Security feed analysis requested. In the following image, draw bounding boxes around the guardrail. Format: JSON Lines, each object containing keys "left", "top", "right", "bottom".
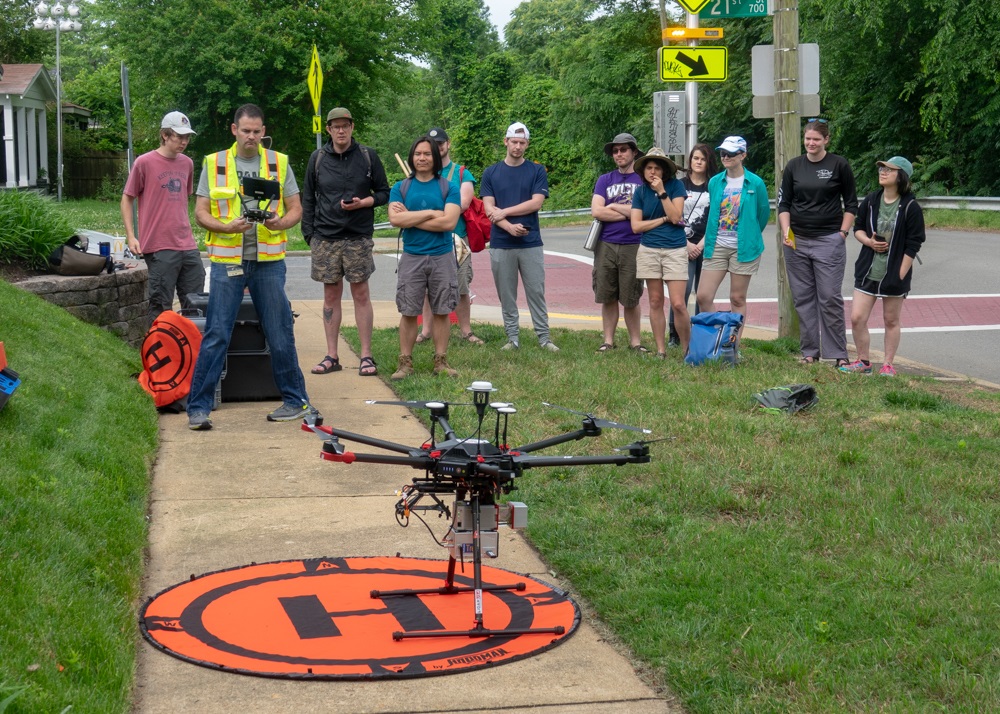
{"left": 374, "top": 196, "right": 997, "bottom": 231}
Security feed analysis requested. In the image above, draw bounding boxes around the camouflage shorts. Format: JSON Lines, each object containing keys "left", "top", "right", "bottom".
{"left": 311, "top": 236, "right": 376, "bottom": 284}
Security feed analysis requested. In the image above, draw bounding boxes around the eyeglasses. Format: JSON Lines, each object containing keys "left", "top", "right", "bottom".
{"left": 719, "top": 150, "right": 740, "bottom": 159}
{"left": 611, "top": 146, "right": 633, "bottom": 154}
{"left": 877, "top": 166, "right": 898, "bottom": 174}
{"left": 806, "top": 117, "right": 829, "bottom": 124}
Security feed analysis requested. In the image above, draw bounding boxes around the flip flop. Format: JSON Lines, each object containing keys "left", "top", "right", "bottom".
{"left": 799, "top": 356, "right": 816, "bottom": 365}
{"left": 359, "top": 356, "right": 378, "bottom": 376}
{"left": 311, "top": 355, "right": 342, "bottom": 374}
{"left": 629, "top": 344, "right": 650, "bottom": 353}
{"left": 460, "top": 332, "right": 485, "bottom": 345}
{"left": 596, "top": 343, "right": 615, "bottom": 353}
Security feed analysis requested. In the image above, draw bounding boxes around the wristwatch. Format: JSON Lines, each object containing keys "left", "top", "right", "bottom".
{"left": 840, "top": 229, "right": 849, "bottom": 237}
{"left": 657, "top": 191, "right": 669, "bottom": 200}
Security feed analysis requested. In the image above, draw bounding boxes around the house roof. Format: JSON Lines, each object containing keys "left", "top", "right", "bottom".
{"left": 0, "top": 63, "right": 57, "bottom": 102}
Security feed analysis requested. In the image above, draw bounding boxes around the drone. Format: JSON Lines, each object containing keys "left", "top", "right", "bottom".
{"left": 301, "top": 380, "right": 656, "bottom": 642}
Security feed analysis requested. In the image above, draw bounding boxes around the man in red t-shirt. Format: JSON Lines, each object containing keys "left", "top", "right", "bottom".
{"left": 121, "top": 111, "right": 206, "bottom": 325}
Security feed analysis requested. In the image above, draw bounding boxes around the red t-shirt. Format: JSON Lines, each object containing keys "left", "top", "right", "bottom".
{"left": 123, "top": 150, "right": 197, "bottom": 253}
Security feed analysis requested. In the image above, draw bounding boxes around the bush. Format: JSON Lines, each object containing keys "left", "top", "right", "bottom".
{"left": 0, "top": 190, "right": 75, "bottom": 270}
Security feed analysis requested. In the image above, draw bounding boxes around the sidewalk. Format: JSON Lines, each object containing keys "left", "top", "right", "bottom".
{"left": 134, "top": 299, "right": 677, "bottom": 714}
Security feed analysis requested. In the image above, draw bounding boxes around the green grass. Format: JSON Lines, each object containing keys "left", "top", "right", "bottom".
{"left": 347, "top": 324, "right": 1000, "bottom": 712}
{"left": 0, "top": 280, "right": 158, "bottom": 713}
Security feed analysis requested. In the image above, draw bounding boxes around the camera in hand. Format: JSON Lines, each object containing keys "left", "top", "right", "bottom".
{"left": 240, "top": 176, "right": 281, "bottom": 224}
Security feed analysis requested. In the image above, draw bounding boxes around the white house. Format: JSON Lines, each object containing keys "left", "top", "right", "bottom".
{"left": 1, "top": 63, "right": 56, "bottom": 189}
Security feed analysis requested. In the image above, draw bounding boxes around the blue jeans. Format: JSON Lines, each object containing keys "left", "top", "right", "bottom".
{"left": 669, "top": 253, "right": 704, "bottom": 337}
{"left": 187, "top": 260, "right": 309, "bottom": 416}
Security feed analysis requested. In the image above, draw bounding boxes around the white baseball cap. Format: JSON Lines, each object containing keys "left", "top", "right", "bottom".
{"left": 717, "top": 136, "right": 747, "bottom": 153}
{"left": 161, "top": 111, "right": 196, "bottom": 135}
{"left": 505, "top": 122, "right": 530, "bottom": 140}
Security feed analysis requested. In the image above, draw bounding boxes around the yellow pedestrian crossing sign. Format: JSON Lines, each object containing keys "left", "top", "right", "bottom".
{"left": 659, "top": 46, "right": 728, "bottom": 82}
{"left": 308, "top": 45, "right": 323, "bottom": 116}
{"left": 313, "top": 116, "right": 323, "bottom": 133}
{"left": 675, "top": 0, "right": 713, "bottom": 13}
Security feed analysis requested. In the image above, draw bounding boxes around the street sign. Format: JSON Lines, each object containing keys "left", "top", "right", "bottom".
{"left": 659, "top": 46, "right": 728, "bottom": 83}
{"left": 653, "top": 92, "right": 687, "bottom": 158}
{"left": 313, "top": 115, "right": 323, "bottom": 133}
{"left": 751, "top": 43, "right": 820, "bottom": 96}
{"left": 676, "top": 0, "right": 713, "bottom": 14}
{"left": 699, "top": 0, "right": 773, "bottom": 18}
{"left": 752, "top": 94, "right": 820, "bottom": 119}
{"left": 307, "top": 44, "right": 323, "bottom": 117}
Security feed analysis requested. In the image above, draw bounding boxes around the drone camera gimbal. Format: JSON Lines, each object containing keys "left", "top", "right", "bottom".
{"left": 302, "top": 381, "right": 654, "bottom": 641}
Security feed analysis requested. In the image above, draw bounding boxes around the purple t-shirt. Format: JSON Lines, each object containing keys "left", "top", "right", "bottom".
{"left": 593, "top": 170, "right": 643, "bottom": 245}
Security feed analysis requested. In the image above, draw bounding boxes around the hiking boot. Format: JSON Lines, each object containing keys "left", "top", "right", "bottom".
{"left": 267, "top": 403, "right": 319, "bottom": 422}
{"left": 540, "top": 341, "right": 560, "bottom": 352}
{"left": 500, "top": 340, "right": 519, "bottom": 351}
{"left": 188, "top": 412, "right": 212, "bottom": 431}
{"left": 878, "top": 363, "right": 897, "bottom": 377}
{"left": 433, "top": 353, "right": 458, "bottom": 377}
{"left": 391, "top": 354, "right": 414, "bottom": 380}
{"left": 838, "top": 359, "right": 872, "bottom": 374}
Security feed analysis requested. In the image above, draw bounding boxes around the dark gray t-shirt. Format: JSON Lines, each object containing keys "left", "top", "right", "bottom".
{"left": 197, "top": 154, "right": 299, "bottom": 262}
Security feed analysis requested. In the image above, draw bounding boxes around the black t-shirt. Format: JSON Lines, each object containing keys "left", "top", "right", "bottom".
{"left": 777, "top": 153, "right": 858, "bottom": 238}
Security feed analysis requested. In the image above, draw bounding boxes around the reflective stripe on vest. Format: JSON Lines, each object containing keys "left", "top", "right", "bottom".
{"left": 205, "top": 144, "right": 288, "bottom": 264}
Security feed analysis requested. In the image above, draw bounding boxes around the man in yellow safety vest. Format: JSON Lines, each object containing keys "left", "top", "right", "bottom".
{"left": 186, "top": 103, "right": 318, "bottom": 431}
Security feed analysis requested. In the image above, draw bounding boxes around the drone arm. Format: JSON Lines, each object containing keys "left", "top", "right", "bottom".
{"left": 512, "top": 429, "right": 591, "bottom": 454}
{"left": 324, "top": 426, "right": 422, "bottom": 456}
{"left": 514, "top": 445, "right": 650, "bottom": 470}
{"left": 332, "top": 452, "right": 434, "bottom": 470}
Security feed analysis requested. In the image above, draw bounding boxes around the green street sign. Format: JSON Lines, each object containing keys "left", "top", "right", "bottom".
{"left": 699, "top": 0, "right": 772, "bottom": 19}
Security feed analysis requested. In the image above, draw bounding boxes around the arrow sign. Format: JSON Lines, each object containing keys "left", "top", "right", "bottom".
{"left": 307, "top": 44, "right": 323, "bottom": 117}
{"left": 659, "top": 46, "right": 728, "bottom": 83}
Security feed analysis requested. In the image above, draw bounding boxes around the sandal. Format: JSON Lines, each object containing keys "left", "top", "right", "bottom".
{"left": 415, "top": 333, "right": 431, "bottom": 344}
{"left": 596, "top": 343, "right": 615, "bottom": 353}
{"left": 834, "top": 358, "right": 850, "bottom": 369}
{"left": 798, "top": 356, "right": 816, "bottom": 365}
{"left": 460, "top": 332, "right": 485, "bottom": 345}
{"left": 311, "top": 355, "right": 342, "bottom": 374}
{"left": 629, "top": 344, "right": 650, "bottom": 354}
{"left": 359, "top": 356, "right": 378, "bottom": 376}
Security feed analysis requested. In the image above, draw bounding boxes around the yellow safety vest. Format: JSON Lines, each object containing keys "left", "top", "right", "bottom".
{"left": 204, "top": 143, "right": 288, "bottom": 264}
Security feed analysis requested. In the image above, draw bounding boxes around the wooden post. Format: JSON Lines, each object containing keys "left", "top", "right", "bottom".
{"left": 773, "top": 0, "right": 800, "bottom": 339}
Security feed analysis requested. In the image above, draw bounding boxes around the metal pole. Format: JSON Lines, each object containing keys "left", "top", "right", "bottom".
{"left": 773, "top": 0, "right": 800, "bottom": 339}
{"left": 685, "top": 11, "right": 698, "bottom": 161}
{"left": 55, "top": 23, "right": 63, "bottom": 201}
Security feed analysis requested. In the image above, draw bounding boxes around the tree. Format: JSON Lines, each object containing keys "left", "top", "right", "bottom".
{"left": 0, "top": 0, "right": 51, "bottom": 64}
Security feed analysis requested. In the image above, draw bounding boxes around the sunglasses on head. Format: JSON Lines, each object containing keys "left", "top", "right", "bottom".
{"left": 719, "top": 150, "right": 740, "bottom": 158}
{"left": 806, "top": 117, "right": 829, "bottom": 124}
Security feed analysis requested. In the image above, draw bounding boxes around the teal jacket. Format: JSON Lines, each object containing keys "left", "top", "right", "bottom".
{"left": 703, "top": 168, "right": 770, "bottom": 263}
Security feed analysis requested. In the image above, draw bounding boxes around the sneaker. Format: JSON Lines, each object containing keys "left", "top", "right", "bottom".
{"left": 267, "top": 403, "right": 317, "bottom": 422}
{"left": 838, "top": 359, "right": 872, "bottom": 374}
{"left": 391, "top": 354, "right": 414, "bottom": 381}
{"left": 540, "top": 341, "right": 560, "bottom": 352}
{"left": 433, "top": 353, "right": 458, "bottom": 377}
{"left": 878, "top": 363, "right": 897, "bottom": 377}
{"left": 667, "top": 335, "right": 680, "bottom": 348}
{"left": 500, "top": 340, "right": 519, "bottom": 351}
{"left": 188, "top": 412, "right": 212, "bottom": 431}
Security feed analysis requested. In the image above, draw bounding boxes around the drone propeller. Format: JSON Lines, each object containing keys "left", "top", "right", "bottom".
{"left": 365, "top": 399, "right": 473, "bottom": 409}
{"left": 542, "top": 402, "right": 651, "bottom": 434}
{"left": 613, "top": 436, "right": 673, "bottom": 451}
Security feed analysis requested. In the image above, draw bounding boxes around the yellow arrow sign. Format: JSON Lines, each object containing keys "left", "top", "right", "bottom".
{"left": 307, "top": 44, "right": 323, "bottom": 116}
{"left": 675, "top": 0, "right": 713, "bottom": 13}
{"left": 659, "top": 46, "right": 728, "bottom": 83}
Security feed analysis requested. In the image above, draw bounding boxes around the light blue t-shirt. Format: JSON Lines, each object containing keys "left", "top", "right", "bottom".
{"left": 442, "top": 161, "right": 476, "bottom": 239}
{"left": 632, "top": 179, "right": 687, "bottom": 249}
{"left": 389, "top": 176, "right": 461, "bottom": 256}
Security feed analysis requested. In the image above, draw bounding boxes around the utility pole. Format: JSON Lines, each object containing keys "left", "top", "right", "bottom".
{"left": 773, "top": 0, "right": 800, "bottom": 339}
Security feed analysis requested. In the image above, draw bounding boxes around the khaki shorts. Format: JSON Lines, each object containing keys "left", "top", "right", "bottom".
{"left": 311, "top": 236, "right": 376, "bottom": 284}
{"left": 592, "top": 241, "right": 643, "bottom": 307}
{"left": 458, "top": 253, "right": 473, "bottom": 296}
{"left": 636, "top": 245, "right": 688, "bottom": 282}
{"left": 704, "top": 244, "right": 760, "bottom": 275}
{"left": 396, "top": 252, "right": 459, "bottom": 316}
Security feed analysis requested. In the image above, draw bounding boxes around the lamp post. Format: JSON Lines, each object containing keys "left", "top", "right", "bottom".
{"left": 33, "top": 2, "right": 83, "bottom": 202}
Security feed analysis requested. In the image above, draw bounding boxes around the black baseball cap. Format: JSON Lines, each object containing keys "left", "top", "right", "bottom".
{"left": 428, "top": 127, "right": 450, "bottom": 143}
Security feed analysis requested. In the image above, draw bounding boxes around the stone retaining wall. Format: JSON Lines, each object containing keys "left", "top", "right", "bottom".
{"left": 17, "top": 262, "right": 149, "bottom": 348}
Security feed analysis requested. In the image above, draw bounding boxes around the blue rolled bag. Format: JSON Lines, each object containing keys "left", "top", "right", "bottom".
{"left": 684, "top": 311, "right": 744, "bottom": 366}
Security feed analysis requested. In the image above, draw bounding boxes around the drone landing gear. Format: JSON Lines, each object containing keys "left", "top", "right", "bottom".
{"left": 370, "top": 493, "right": 565, "bottom": 642}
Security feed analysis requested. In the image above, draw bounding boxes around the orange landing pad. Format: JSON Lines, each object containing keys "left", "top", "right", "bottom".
{"left": 140, "top": 556, "right": 580, "bottom": 679}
